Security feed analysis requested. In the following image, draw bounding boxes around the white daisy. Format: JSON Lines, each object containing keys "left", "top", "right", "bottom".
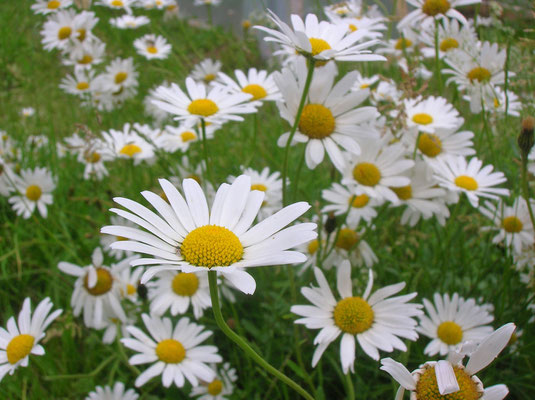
{"left": 134, "top": 34, "right": 172, "bottom": 60}
{"left": 101, "top": 175, "right": 317, "bottom": 295}
{"left": 323, "top": 225, "right": 378, "bottom": 269}
{"left": 378, "top": 28, "right": 420, "bottom": 58}
{"left": 189, "top": 362, "right": 237, "bottom": 400}
{"left": 380, "top": 323, "right": 515, "bottom": 400}
{"left": 404, "top": 96, "right": 464, "bottom": 134}
{"left": 329, "top": 15, "right": 386, "bottom": 41}
{"left": 193, "top": 0, "right": 221, "bottom": 6}
{"left": 101, "top": 123, "right": 155, "bottom": 165}
{"left": 370, "top": 79, "right": 402, "bottom": 105}
{"left": 398, "top": 0, "right": 481, "bottom": 30}
{"left": 402, "top": 125, "right": 475, "bottom": 160}
{"left": 62, "top": 39, "right": 106, "bottom": 70}
{"left": 191, "top": 59, "right": 222, "bottom": 85}
{"left": 8, "top": 167, "right": 56, "bottom": 219}
{"left": 0, "top": 297, "right": 62, "bottom": 382}
{"left": 418, "top": 293, "right": 494, "bottom": 356}
{"left": 59, "top": 68, "right": 96, "bottom": 97}
{"left": 31, "top": 0, "right": 73, "bottom": 15}
{"left": 85, "top": 382, "right": 138, "bottom": 400}
{"left": 70, "top": 11, "right": 99, "bottom": 46}
{"left": 148, "top": 271, "right": 211, "bottom": 319}
{"left": 215, "top": 68, "right": 281, "bottom": 104}
{"left": 156, "top": 124, "right": 204, "bottom": 153}
{"left": 144, "top": 82, "right": 172, "bottom": 124}
{"left": 122, "top": 314, "right": 221, "bottom": 388}
{"left": 291, "top": 261, "right": 422, "bottom": 373}
{"left": 96, "top": 0, "right": 135, "bottom": 13}
{"left": 429, "top": 155, "right": 509, "bottom": 207}
{"left": 324, "top": 0, "right": 384, "bottom": 20}
{"left": 350, "top": 71, "right": 380, "bottom": 92}
{"left": 40, "top": 9, "right": 77, "bottom": 51}
{"left": 98, "top": 57, "right": 139, "bottom": 94}
{"left": 420, "top": 18, "right": 477, "bottom": 59}
{"left": 487, "top": 87, "right": 522, "bottom": 117}
{"left": 20, "top": 107, "right": 36, "bottom": 118}
{"left": 321, "top": 182, "right": 379, "bottom": 226}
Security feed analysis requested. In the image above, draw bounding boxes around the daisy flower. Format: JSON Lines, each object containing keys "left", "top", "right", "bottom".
{"left": 321, "top": 183, "right": 379, "bottom": 226}
{"left": 487, "top": 87, "right": 522, "bottom": 117}
{"left": 402, "top": 125, "right": 475, "bottom": 160}
{"left": 151, "top": 77, "right": 257, "bottom": 126}
{"left": 71, "top": 11, "right": 99, "bottom": 46}
{"left": 148, "top": 271, "right": 211, "bottom": 319}
{"left": 418, "top": 293, "right": 494, "bottom": 356}
{"left": 194, "top": 0, "right": 222, "bottom": 6}
{"left": 341, "top": 137, "right": 414, "bottom": 204}
{"left": 254, "top": 11, "right": 386, "bottom": 64}
{"left": 96, "top": 0, "right": 135, "bottom": 13}
{"left": 101, "top": 175, "right": 317, "bottom": 295}
{"left": 59, "top": 68, "right": 96, "bottom": 97}
{"left": 398, "top": 0, "right": 481, "bottom": 30}
{"left": 215, "top": 68, "right": 281, "bottom": 104}
{"left": 381, "top": 323, "right": 515, "bottom": 400}
{"left": 191, "top": 59, "right": 222, "bottom": 85}
{"left": 479, "top": 197, "right": 534, "bottom": 254}
{"left": 40, "top": 9, "right": 77, "bottom": 51}
{"left": 62, "top": 39, "right": 106, "bottom": 70}
{"left": 77, "top": 140, "right": 114, "bottom": 181}
{"left": 8, "top": 167, "right": 55, "bottom": 219}
{"left": 350, "top": 71, "right": 380, "bottom": 91}
{"left": 379, "top": 28, "right": 420, "bottom": 58}
{"left": 420, "top": 18, "right": 477, "bottom": 59}
{"left": 98, "top": 57, "right": 139, "bottom": 94}
{"left": 190, "top": 362, "right": 237, "bottom": 400}
{"left": 404, "top": 96, "right": 464, "bottom": 134}
{"left": 291, "top": 261, "right": 422, "bottom": 373}
{"left": 0, "top": 297, "right": 62, "bottom": 382}
{"left": 85, "top": 382, "right": 138, "bottom": 400}
{"left": 122, "top": 314, "right": 221, "bottom": 388}
{"left": 31, "top": 0, "right": 73, "bottom": 15}
{"left": 330, "top": 16, "right": 386, "bottom": 41}
{"left": 134, "top": 34, "right": 172, "bottom": 60}
{"left": 429, "top": 155, "right": 509, "bottom": 207}
{"left": 156, "top": 124, "right": 204, "bottom": 153}
{"left": 327, "top": 225, "right": 378, "bottom": 268}
{"left": 20, "top": 107, "right": 35, "bottom": 118}
{"left": 275, "top": 60, "right": 379, "bottom": 171}
{"left": 324, "top": 0, "right": 384, "bottom": 20}
{"left": 110, "top": 15, "right": 150, "bottom": 29}
{"left": 101, "top": 123, "right": 155, "bottom": 165}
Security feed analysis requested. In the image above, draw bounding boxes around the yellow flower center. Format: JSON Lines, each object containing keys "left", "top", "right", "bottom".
{"left": 114, "top": 72, "right": 128, "bottom": 84}
{"left": 47, "top": 1, "right": 61, "bottom": 9}
{"left": 86, "top": 152, "right": 101, "bottom": 163}
{"left": 422, "top": 0, "right": 451, "bottom": 16}
{"left": 26, "top": 185, "right": 42, "bottom": 201}
{"left": 502, "top": 216, "right": 523, "bottom": 233}
{"left": 493, "top": 98, "right": 500, "bottom": 108}
{"left": 119, "top": 144, "right": 142, "bottom": 158}
{"left": 412, "top": 113, "right": 434, "bottom": 125}
{"left": 454, "top": 175, "right": 478, "bottom": 191}
{"left": 333, "top": 297, "right": 374, "bottom": 334}
{"left": 172, "top": 273, "right": 199, "bottom": 296}
{"left": 147, "top": 46, "right": 158, "bottom": 54}
{"left": 307, "top": 239, "right": 319, "bottom": 255}
{"left": 440, "top": 37, "right": 459, "bottom": 52}
{"left": 392, "top": 185, "right": 412, "bottom": 200}
{"left": 58, "top": 26, "right": 72, "bottom": 40}
{"left": 415, "top": 365, "right": 480, "bottom": 400}
{"left": 83, "top": 268, "right": 113, "bottom": 296}
{"left": 78, "top": 55, "right": 93, "bottom": 65}
{"left": 76, "top": 81, "right": 90, "bottom": 91}
{"left": 349, "top": 194, "right": 370, "bottom": 208}
{"left": 251, "top": 183, "right": 267, "bottom": 192}
{"left": 207, "top": 379, "right": 224, "bottom": 395}
{"left": 6, "top": 334, "right": 35, "bottom": 365}
{"left": 336, "top": 228, "right": 359, "bottom": 251}
{"left": 360, "top": 83, "right": 370, "bottom": 89}
{"left": 418, "top": 133, "right": 443, "bottom": 157}
{"left": 309, "top": 37, "right": 331, "bottom": 56}
{"left": 204, "top": 74, "right": 216, "bottom": 82}
{"left": 349, "top": 24, "right": 358, "bottom": 32}
{"left": 181, "top": 225, "right": 243, "bottom": 268}
{"left": 352, "top": 162, "right": 381, "bottom": 186}
{"left": 467, "top": 67, "right": 491, "bottom": 83}
{"left": 111, "top": 0, "right": 124, "bottom": 6}
{"left": 437, "top": 321, "right": 463, "bottom": 345}
{"left": 181, "top": 131, "right": 196, "bottom": 142}
{"left": 188, "top": 174, "right": 202, "bottom": 184}
{"left": 187, "top": 99, "right": 219, "bottom": 117}
{"left": 77, "top": 29, "right": 86, "bottom": 42}
{"left": 155, "top": 339, "right": 186, "bottom": 364}
{"left": 242, "top": 84, "right": 267, "bottom": 101}
{"left": 395, "top": 38, "right": 412, "bottom": 50}
{"left": 126, "top": 284, "right": 136, "bottom": 295}
{"left": 298, "top": 104, "right": 336, "bottom": 139}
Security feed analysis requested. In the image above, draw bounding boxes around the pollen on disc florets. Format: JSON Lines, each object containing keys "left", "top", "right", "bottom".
{"left": 146, "top": 46, "right": 158, "bottom": 54}
{"left": 298, "top": 104, "right": 336, "bottom": 139}
{"left": 47, "top": 0, "right": 61, "bottom": 9}
{"left": 242, "top": 84, "right": 267, "bottom": 101}
{"left": 336, "top": 228, "right": 359, "bottom": 251}
{"left": 392, "top": 185, "right": 413, "bottom": 200}
{"left": 187, "top": 99, "right": 219, "bottom": 117}
{"left": 353, "top": 162, "right": 381, "bottom": 186}
{"left": 467, "top": 67, "right": 491, "bottom": 83}
{"left": 415, "top": 364, "right": 481, "bottom": 400}
{"left": 412, "top": 113, "right": 434, "bottom": 125}
{"left": 251, "top": 183, "right": 268, "bottom": 192}
{"left": 119, "top": 143, "right": 142, "bottom": 158}
{"left": 308, "top": 239, "right": 319, "bottom": 255}
{"left": 440, "top": 37, "right": 459, "bottom": 52}
{"left": 207, "top": 379, "right": 224, "bottom": 396}
{"left": 395, "top": 38, "right": 412, "bottom": 50}
{"left": 76, "top": 81, "right": 90, "bottom": 91}
{"left": 155, "top": 339, "right": 186, "bottom": 364}
{"left": 6, "top": 334, "right": 35, "bottom": 365}
{"left": 422, "top": 0, "right": 451, "bottom": 16}
{"left": 418, "top": 133, "right": 443, "bottom": 157}
{"left": 180, "top": 225, "right": 243, "bottom": 268}
{"left": 172, "top": 272, "right": 199, "bottom": 297}
{"left": 333, "top": 297, "right": 374, "bottom": 334}
{"left": 181, "top": 131, "right": 196, "bottom": 142}
{"left": 349, "top": 194, "right": 370, "bottom": 208}
{"left": 26, "top": 184, "right": 42, "bottom": 201}
{"left": 58, "top": 26, "right": 72, "bottom": 40}
{"left": 84, "top": 268, "right": 113, "bottom": 296}
{"left": 502, "top": 216, "right": 523, "bottom": 233}
{"left": 454, "top": 175, "right": 478, "bottom": 191}
{"left": 437, "top": 321, "right": 463, "bottom": 345}
{"left": 114, "top": 72, "right": 128, "bottom": 84}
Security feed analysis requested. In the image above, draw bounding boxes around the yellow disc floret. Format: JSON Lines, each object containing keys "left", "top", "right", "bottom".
{"left": 308, "top": 239, "right": 319, "bottom": 255}
{"left": 309, "top": 37, "right": 331, "bottom": 56}
{"left": 181, "top": 131, "right": 196, "bottom": 142}
{"left": 114, "top": 72, "right": 128, "bottom": 84}
{"left": 172, "top": 273, "right": 200, "bottom": 297}
{"left": 208, "top": 379, "right": 224, "bottom": 396}
{"left": 350, "top": 194, "right": 370, "bottom": 208}
{"left": 336, "top": 228, "right": 359, "bottom": 251}
{"left": 251, "top": 183, "right": 268, "bottom": 192}
{"left": 467, "top": 67, "right": 491, "bottom": 83}
{"left": 26, "top": 185, "right": 42, "bottom": 201}
{"left": 111, "top": 0, "right": 124, "bottom": 6}
{"left": 395, "top": 38, "right": 412, "bottom": 50}
{"left": 353, "top": 162, "right": 381, "bottom": 186}
{"left": 83, "top": 268, "right": 113, "bottom": 296}
{"left": 7, "top": 334, "right": 35, "bottom": 365}
{"left": 77, "top": 29, "right": 86, "bottom": 42}
{"left": 437, "top": 321, "right": 463, "bottom": 345}
{"left": 415, "top": 365, "right": 480, "bottom": 400}
{"left": 155, "top": 339, "right": 186, "bottom": 364}
{"left": 47, "top": 1, "right": 61, "bottom": 9}
{"left": 242, "top": 84, "right": 268, "bottom": 101}
{"left": 440, "top": 37, "right": 459, "bottom": 52}
{"left": 418, "top": 133, "right": 443, "bottom": 157}
{"left": 119, "top": 144, "right": 142, "bottom": 158}
{"left": 204, "top": 74, "right": 216, "bottom": 83}
{"left": 392, "top": 185, "right": 412, "bottom": 200}
{"left": 181, "top": 225, "right": 243, "bottom": 268}
{"left": 76, "top": 81, "right": 90, "bottom": 91}
{"left": 78, "top": 55, "right": 93, "bottom": 65}
{"left": 58, "top": 26, "right": 72, "bottom": 40}
{"left": 454, "top": 175, "right": 478, "bottom": 191}
{"left": 502, "top": 216, "right": 523, "bottom": 233}
{"left": 126, "top": 284, "right": 136, "bottom": 295}
{"left": 412, "top": 113, "right": 434, "bottom": 125}
{"left": 421, "top": 0, "right": 451, "bottom": 16}
{"left": 333, "top": 297, "right": 374, "bottom": 334}
{"left": 86, "top": 151, "right": 101, "bottom": 163}
{"left": 299, "top": 104, "right": 336, "bottom": 139}
{"left": 146, "top": 46, "right": 158, "bottom": 54}
{"left": 187, "top": 99, "right": 219, "bottom": 117}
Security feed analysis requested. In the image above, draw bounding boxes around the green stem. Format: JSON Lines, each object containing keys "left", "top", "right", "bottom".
{"left": 282, "top": 57, "right": 316, "bottom": 206}
{"left": 521, "top": 158, "right": 535, "bottom": 230}
{"left": 292, "top": 145, "right": 307, "bottom": 202}
{"left": 345, "top": 373, "right": 355, "bottom": 400}
{"left": 207, "top": 271, "right": 314, "bottom": 400}
{"left": 504, "top": 40, "right": 511, "bottom": 123}
{"left": 434, "top": 18, "right": 443, "bottom": 91}
{"left": 201, "top": 119, "right": 213, "bottom": 184}
{"left": 480, "top": 101, "right": 496, "bottom": 164}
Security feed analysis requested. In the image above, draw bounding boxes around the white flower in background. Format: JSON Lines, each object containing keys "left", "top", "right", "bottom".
{"left": 97, "top": 57, "right": 139, "bottom": 94}
{"left": 31, "top": 0, "right": 73, "bottom": 15}
{"left": 20, "top": 107, "right": 36, "bottom": 118}
{"left": 134, "top": 34, "right": 172, "bottom": 60}
{"left": 329, "top": 16, "right": 386, "bottom": 41}
{"left": 40, "top": 9, "right": 77, "bottom": 51}
{"left": 379, "top": 28, "right": 420, "bottom": 57}
{"left": 101, "top": 215, "right": 137, "bottom": 260}
{"left": 0, "top": 297, "right": 62, "bottom": 382}
{"left": 138, "top": 0, "right": 175, "bottom": 10}
{"left": 85, "top": 382, "right": 138, "bottom": 400}
{"left": 76, "top": 138, "right": 114, "bottom": 181}
{"left": 193, "top": 0, "right": 222, "bottom": 6}
{"left": 350, "top": 71, "right": 380, "bottom": 92}
{"left": 381, "top": 323, "right": 515, "bottom": 400}
{"left": 101, "top": 175, "right": 317, "bottom": 295}
{"left": 215, "top": 68, "right": 281, "bottom": 105}
{"left": 121, "top": 314, "right": 222, "bottom": 388}
{"left": 398, "top": 0, "right": 482, "bottom": 30}
{"left": 191, "top": 59, "right": 222, "bottom": 85}
{"left": 110, "top": 14, "right": 150, "bottom": 30}
{"left": 190, "top": 362, "right": 238, "bottom": 400}
{"left": 26, "top": 135, "right": 49, "bottom": 149}
{"left": 291, "top": 261, "right": 422, "bottom": 373}
{"left": 402, "top": 125, "right": 475, "bottom": 160}
{"left": 156, "top": 124, "right": 204, "bottom": 153}
{"left": 370, "top": 79, "right": 401, "bottom": 105}
{"left": 321, "top": 183, "right": 379, "bottom": 226}
{"left": 324, "top": 0, "right": 384, "bottom": 20}
{"left": 418, "top": 293, "right": 494, "bottom": 356}
{"left": 101, "top": 123, "right": 155, "bottom": 165}
{"left": 59, "top": 68, "right": 96, "bottom": 97}
{"left": 62, "top": 39, "right": 106, "bottom": 70}
{"left": 404, "top": 96, "right": 464, "bottom": 134}
{"left": 8, "top": 167, "right": 56, "bottom": 219}
{"left": 144, "top": 82, "right": 172, "bottom": 124}
{"left": 485, "top": 87, "right": 522, "bottom": 117}
{"left": 96, "top": 0, "right": 135, "bottom": 13}
{"left": 420, "top": 18, "right": 477, "bottom": 59}
{"left": 70, "top": 11, "right": 99, "bottom": 46}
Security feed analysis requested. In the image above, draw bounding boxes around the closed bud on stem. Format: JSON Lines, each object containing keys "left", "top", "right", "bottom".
{"left": 325, "top": 212, "right": 337, "bottom": 234}
{"left": 518, "top": 116, "right": 535, "bottom": 160}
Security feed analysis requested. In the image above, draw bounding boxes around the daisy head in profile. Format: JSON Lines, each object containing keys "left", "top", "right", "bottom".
{"left": 398, "top": 0, "right": 481, "bottom": 30}
{"left": 189, "top": 362, "right": 238, "bottom": 400}
{"left": 190, "top": 59, "right": 222, "bottom": 86}
{"left": 101, "top": 175, "right": 317, "bottom": 295}
{"left": 85, "top": 382, "right": 138, "bottom": 400}
{"left": 31, "top": 0, "right": 73, "bottom": 15}
{"left": 291, "top": 260, "right": 422, "bottom": 374}
{"left": 0, "top": 297, "right": 62, "bottom": 382}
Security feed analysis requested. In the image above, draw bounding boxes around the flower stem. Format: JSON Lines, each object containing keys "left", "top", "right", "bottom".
{"left": 282, "top": 57, "right": 316, "bottom": 206}
{"left": 345, "top": 373, "right": 355, "bottom": 400}
{"left": 434, "top": 18, "right": 443, "bottom": 91}
{"left": 201, "top": 118, "right": 213, "bottom": 184}
{"left": 207, "top": 271, "right": 315, "bottom": 400}
{"left": 520, "top": 157, "right": 535, "bottom": 230}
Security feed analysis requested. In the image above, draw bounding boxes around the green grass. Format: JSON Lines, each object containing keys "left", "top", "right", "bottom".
{"left": 1, "top": 1, "right": 535, "bottom": 399}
